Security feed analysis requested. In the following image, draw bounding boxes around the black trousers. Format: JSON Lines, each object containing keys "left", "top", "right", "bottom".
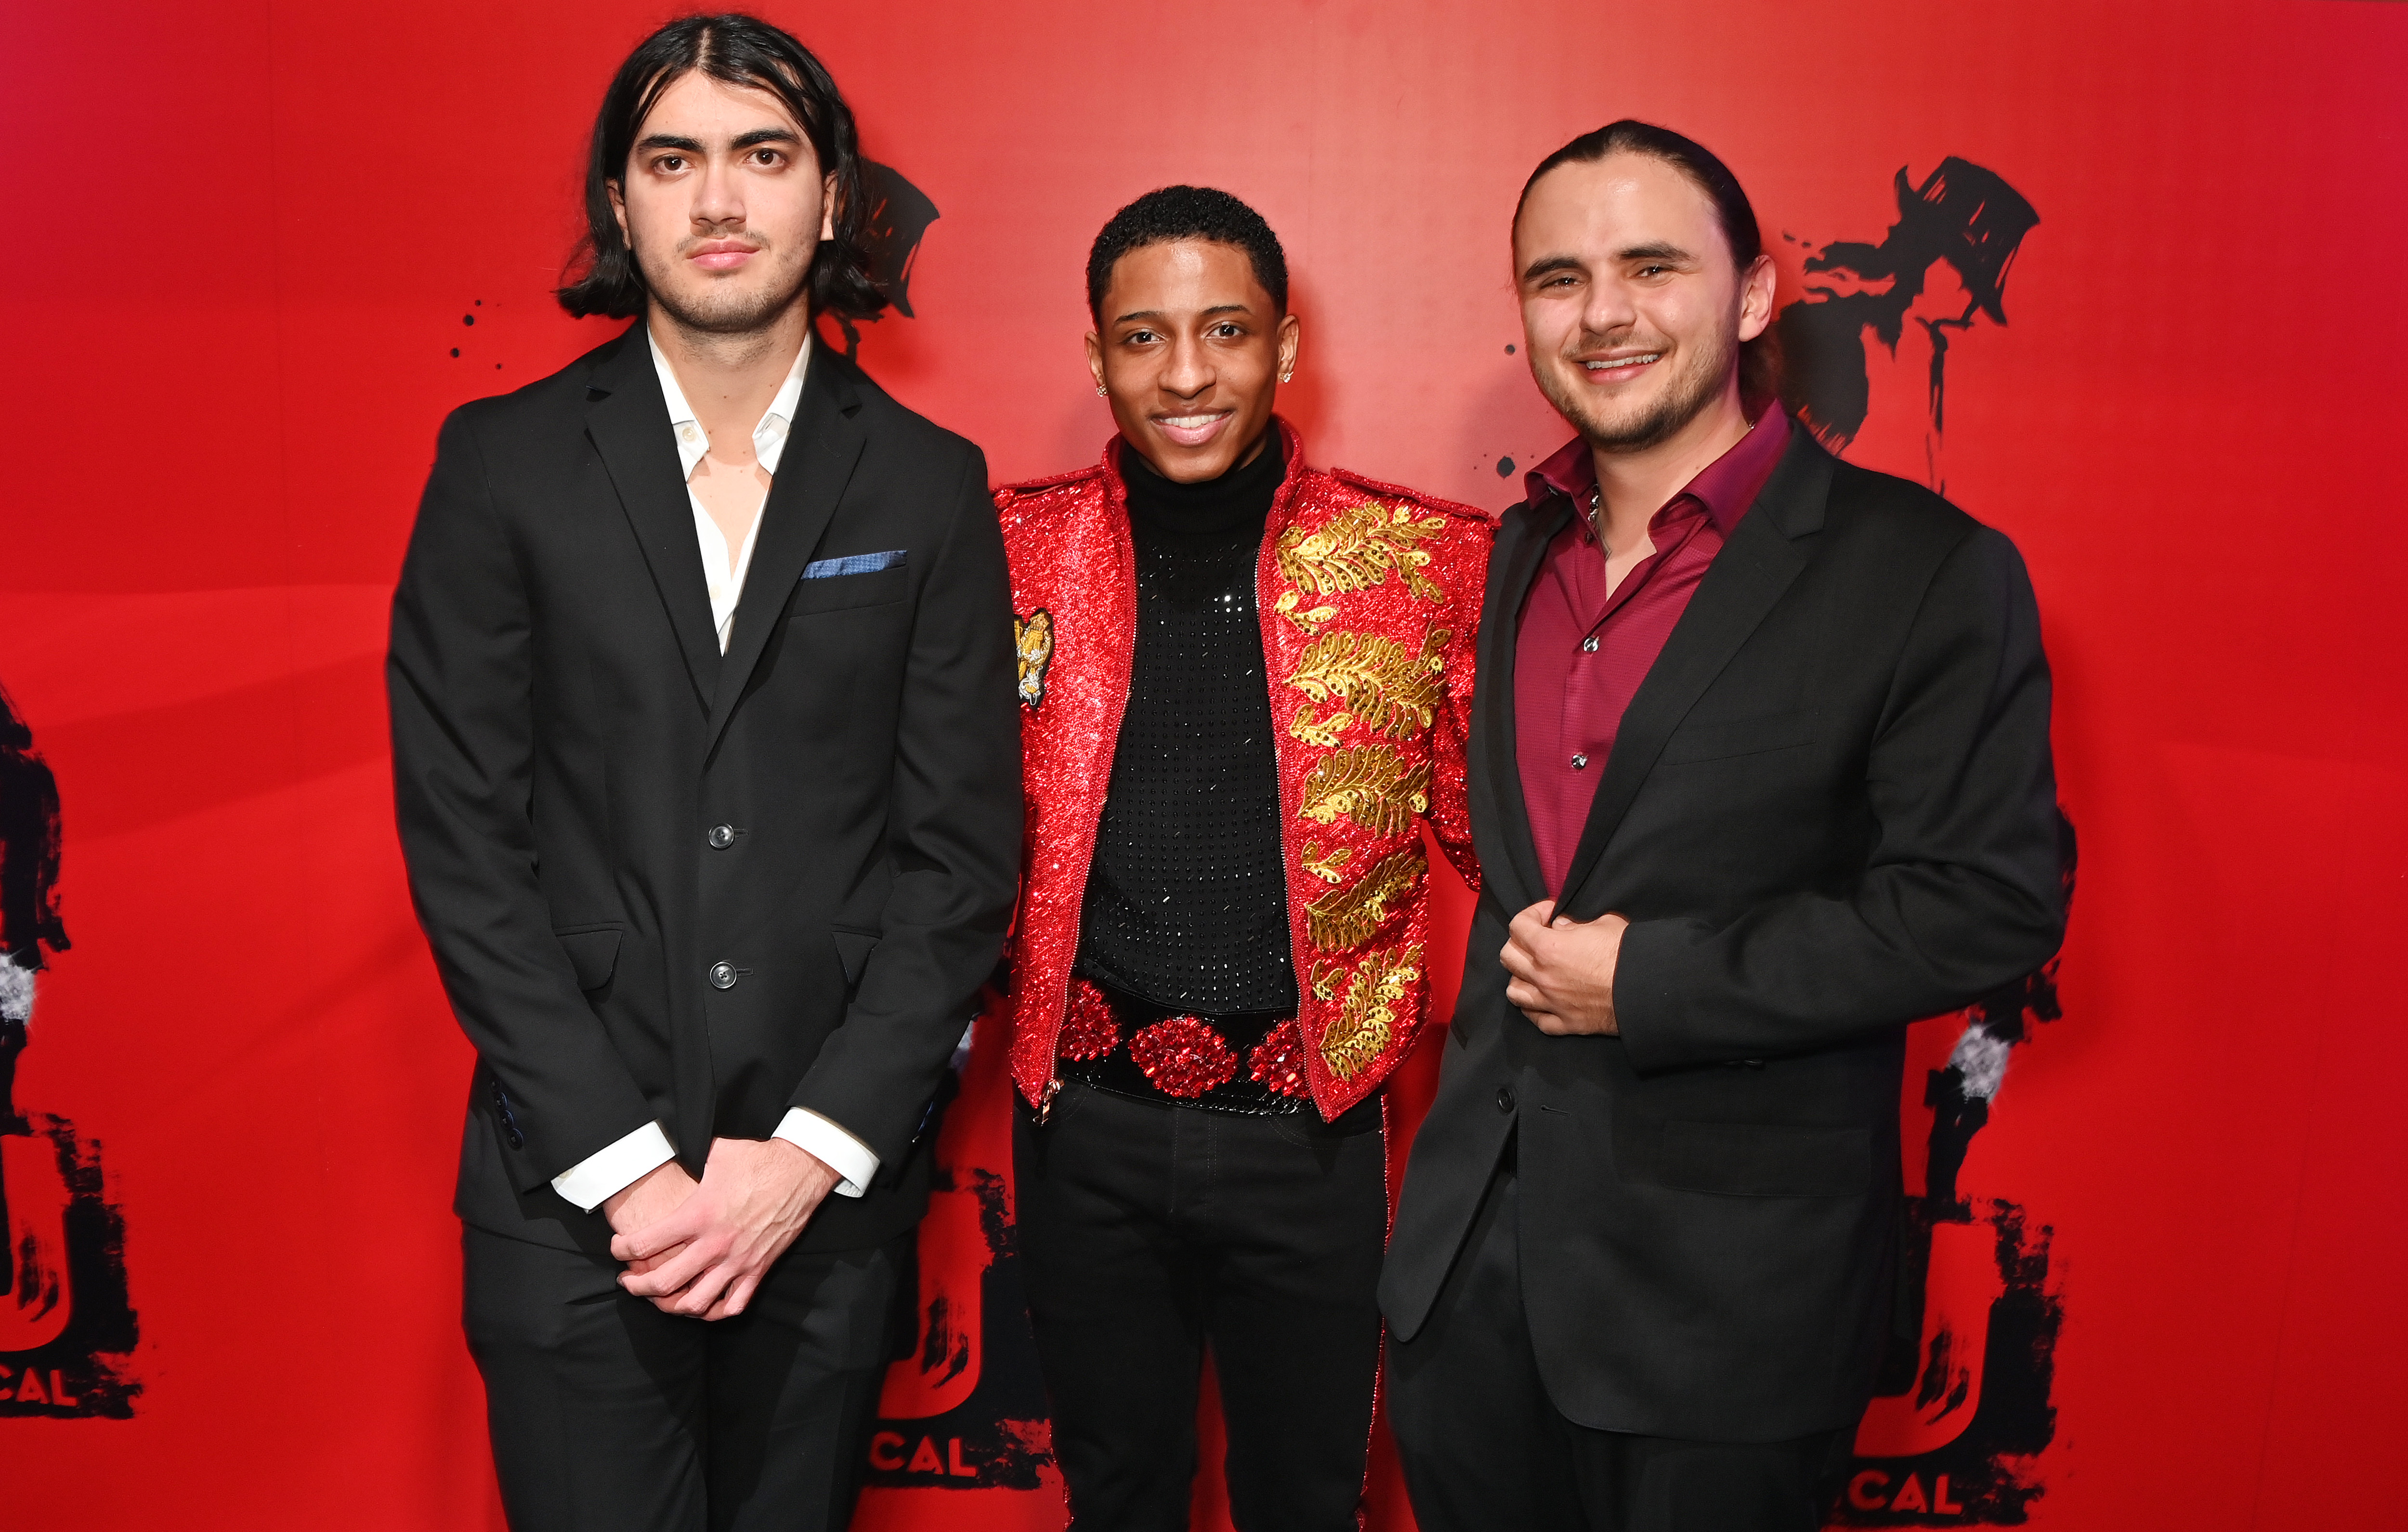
{"left": 1013, "top": 1081, "right": 1389, "bottom": 1532}
{"left": 1387, "top": 1168, "right": 1849, "bottom": 1532}
{"left": 462, "top": 1224, "right": 903, "bottom": 1532}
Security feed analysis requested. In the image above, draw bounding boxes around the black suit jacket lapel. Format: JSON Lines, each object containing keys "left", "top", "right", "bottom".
{"left": 1474, "top": 496, "right": 1572, "bottom": 914}
{"left": 703, "top": 347, "right": 865, "bottom": 760}
{"left": 585, "top": 329, "right": 722, "bottom": 710}
{"left": 1555, "top": 429, "right": 1837, "bottom": 915}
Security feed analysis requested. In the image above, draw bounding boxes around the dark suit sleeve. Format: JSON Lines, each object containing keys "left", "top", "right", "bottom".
{"left": 785, "top": 446, "right": 1022, "bottom": 1167}
{"left": 1615, "top": 524, "right": 2066, "bottom": 1071}
{"left": 388, "top": 408, "right": 656, "bottom": 1186}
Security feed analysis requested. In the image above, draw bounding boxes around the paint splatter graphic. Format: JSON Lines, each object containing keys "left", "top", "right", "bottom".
{"left": 1, "top": 680, "right": 139, "bottom": 1418}
{"left": 863, "top": 1164, "right": 1054, "bottom": 1488}
{"left": 827, "top": 161, "right": 942, "bottom": 361}
{"left": 1776, "top": 159, "right": 2039, "bottom": 489}
{"left": 1831, "top": 815, "right": 2074, "bottom": 1525}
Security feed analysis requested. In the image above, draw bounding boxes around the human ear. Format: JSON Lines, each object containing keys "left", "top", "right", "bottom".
{"left": 1737, "top": 254, "right": 1777, "bottom": 343}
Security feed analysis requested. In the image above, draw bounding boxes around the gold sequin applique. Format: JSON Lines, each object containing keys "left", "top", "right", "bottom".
{"left": 1321, "top": 944, "right": 1423, "bottom": 1079}
{"left": 1288, "top": 706, "right": 1352, "bottom": 747}
{"left": 1276, "top": 501, "right": 1449, "bottom": 603}
{"left": 1286, "top": 626, "right": 1450, "bottom": 740}
{"left": 1014, "top": 609, "right": 1054, "bottom": 709}
{"left": 1298, "top": 746, "right": 1430, "bottom": 837}
{"left": 1304, "top": 845, "right": 1426, "bottom": 952}
{"left": 1301, "top": 842, "right": 1355, "bottom": 885}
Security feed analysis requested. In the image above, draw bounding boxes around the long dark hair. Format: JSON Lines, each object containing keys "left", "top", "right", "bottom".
{"left": 557, "top": 13, "right": 887, "bottom": 323}
{"left": 1517, "top": 120, "right": 1780, "bottom": 405}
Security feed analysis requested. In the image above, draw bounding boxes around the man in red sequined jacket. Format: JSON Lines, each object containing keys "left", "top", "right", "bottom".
{"left": 990, "top": 187, "right": 1489, "bottom": 1530}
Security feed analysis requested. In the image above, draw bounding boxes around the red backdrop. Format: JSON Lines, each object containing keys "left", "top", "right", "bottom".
{"left": 2, "top": 1, "right": 2404, "bottom": 1527}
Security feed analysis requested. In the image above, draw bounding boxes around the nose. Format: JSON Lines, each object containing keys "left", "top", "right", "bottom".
{"left": 1161, "top": 332, "right": 1212, "bottom": 399}
{"left": 1580, "top": 273, "right": 1637, "bottom": 341}
{"left": 692, "top": 156, "right": 745, "bottom": 230}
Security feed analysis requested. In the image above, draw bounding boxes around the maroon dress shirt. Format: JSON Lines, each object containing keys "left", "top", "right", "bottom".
{"left": 1514, "top": 410, "right": 1792, "bottom": 897}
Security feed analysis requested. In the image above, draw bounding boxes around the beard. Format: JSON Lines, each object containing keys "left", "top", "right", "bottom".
{"left": 1536, "top": 320, "right": 1736, "bottom": 455}
{"left": 633, "top": 230, "right": 814, "bottom": 338}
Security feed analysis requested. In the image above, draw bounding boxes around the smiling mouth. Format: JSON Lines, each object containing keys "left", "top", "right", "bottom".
{"left": 1154, "top": 412, "right": 1233, "bottom": 447}
{"left": 1583, "top": 352, "right": 1662, "bottom": 376}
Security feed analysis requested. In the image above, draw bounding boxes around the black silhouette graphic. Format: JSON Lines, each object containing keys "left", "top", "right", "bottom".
{"left": 1776, "top": 159, "right": 2039, "bottom": 485}
{"left": 1834, "top": 815, "right": 2074, "bottom": 1526}
{"left": 863, "top": 1161, "right": 1054, "bottom": 1489}
{"left": 0, "top": 681, "right": 138, "bottom": 1417}
{"left": 828, "top": 161, "right": 942, "bottom": 360}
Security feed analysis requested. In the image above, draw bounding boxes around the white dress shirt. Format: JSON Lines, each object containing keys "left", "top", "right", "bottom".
{"left": 550, "top": 327, "right": 882, "bottom": 1214}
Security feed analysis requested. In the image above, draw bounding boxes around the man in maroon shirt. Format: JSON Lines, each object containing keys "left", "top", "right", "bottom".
{"left": 1381, "top": 122, "right": 2066, "bottom": 1532}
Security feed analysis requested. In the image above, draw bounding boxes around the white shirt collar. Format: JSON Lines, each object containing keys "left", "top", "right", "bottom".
{"left": 647, "top": 326, "right": 812, "bottom": 481}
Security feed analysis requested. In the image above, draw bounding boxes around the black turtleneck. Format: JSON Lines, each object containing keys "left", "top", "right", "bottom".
{"left": 1073, "top": 432, "right": 1299, "bottom": 1016}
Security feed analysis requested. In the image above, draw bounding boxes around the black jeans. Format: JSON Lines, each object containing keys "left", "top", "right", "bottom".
{"left": 463, "top": 1225, "right": 903, "bottom": 1532}
{"left": 1387, "top": 1168, "right": 1851, "bottom": 1532}
{"left": 1014, "top": 1081, "right": 1389, "bottom": 1532}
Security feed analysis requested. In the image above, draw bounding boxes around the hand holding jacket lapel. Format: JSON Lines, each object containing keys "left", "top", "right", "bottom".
{"left": 1553, "top": 432, "right": 1837, "bottom": 915}
{"left": 705, "top": 349, "right": 866, "bottom": 759}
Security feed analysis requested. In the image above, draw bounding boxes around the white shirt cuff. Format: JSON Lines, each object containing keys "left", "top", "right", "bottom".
{"left": 551, "top": 1120, "right": 676, "bottom": 1212}
{"left": 773, "top": 1108, "right": 879, "bottom": 1198}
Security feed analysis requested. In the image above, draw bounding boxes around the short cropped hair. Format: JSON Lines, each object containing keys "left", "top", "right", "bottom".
{"left": 1086, "top": 186, "right": 1288, "bottom": 323}
{"left": 557, "top": 13, "right": 886, "bottom": 322}
{"left": 1517, "top": 121, "right": 1779, "bottom": 403}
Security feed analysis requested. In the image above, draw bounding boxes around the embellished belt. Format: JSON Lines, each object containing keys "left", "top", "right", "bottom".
{"left": 1053, "top": 976, "right": 1311, "bottom": 1116}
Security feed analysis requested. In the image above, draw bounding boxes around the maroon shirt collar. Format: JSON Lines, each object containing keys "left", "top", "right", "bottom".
{"left": 1523, "top": 407, "right": 1792, "bottom": 537}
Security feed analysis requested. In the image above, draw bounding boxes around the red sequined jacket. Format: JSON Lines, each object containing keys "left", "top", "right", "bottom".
{"left": 993, "top": 419, "right": 1491, "bottom": 1121}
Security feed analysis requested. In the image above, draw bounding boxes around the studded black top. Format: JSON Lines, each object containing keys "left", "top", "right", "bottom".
{"left": 1072, "top": 432, "right": 1300, "bottom": 1016}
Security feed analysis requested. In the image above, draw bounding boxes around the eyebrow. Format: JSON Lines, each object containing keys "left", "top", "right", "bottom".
{"left": 1520, "top": 243, "right": 1702, "bottom": 283}
{"left": 1110, "top": 302, "right": 1254, "bottom": 325}
{"left": 633, "top": 126, "right": 801, "bottom": 155}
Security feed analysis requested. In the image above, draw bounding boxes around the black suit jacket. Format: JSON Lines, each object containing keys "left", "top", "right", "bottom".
{"left": 1380, "top": 424, "right": 2065, "bottom": 1441}
{"left": 389, "top": 327, "right": 1021, "bottom": 1278}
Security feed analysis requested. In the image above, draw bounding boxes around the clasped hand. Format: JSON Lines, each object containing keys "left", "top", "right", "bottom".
{"left": 1500, "top": 900, "right": 1628, "bottom": 1035}
{"left": 602, "top": 1137, "right": 838, "bottom": 1321}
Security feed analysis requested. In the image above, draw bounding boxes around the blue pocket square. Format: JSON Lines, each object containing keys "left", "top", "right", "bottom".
{"left": 802, "top": 550, "right": 907, "bottom": 579}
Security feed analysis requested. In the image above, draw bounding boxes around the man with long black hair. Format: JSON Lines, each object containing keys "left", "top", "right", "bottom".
{"left": 994, "top": 187, "right": 1491, "bottom": 1530}
{"left": 1380, "top": 122, "right": 2065, "bottom": 1530}
{"left": 387, "top": 15, "right": 1019, "bottom": 1528}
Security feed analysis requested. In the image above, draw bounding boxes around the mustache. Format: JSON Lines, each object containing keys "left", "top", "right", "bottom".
{"left": 1561, "top": 326, "right": 1669, "bottom": 356}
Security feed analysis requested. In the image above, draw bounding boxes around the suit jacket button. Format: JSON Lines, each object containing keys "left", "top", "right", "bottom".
{"left": 708, "top": 961, "right": 738, "bottom": 990}
{"left": 707, "top": 824, "right": 736, "bottom": 850}
{"left": 1495, "top": 1086, "right": 1517, "bottom": 1114}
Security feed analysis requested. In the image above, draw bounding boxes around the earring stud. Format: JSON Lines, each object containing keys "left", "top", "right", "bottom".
{"left": 1096, "top": 384, "right": 1108, "bottom": 396}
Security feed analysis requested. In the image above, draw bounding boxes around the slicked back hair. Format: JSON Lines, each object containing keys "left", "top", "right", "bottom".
{"left": 1086, "top": 186, "right": 1288, "bottom": 323}
{"left": 557, "top": 13, "right": 885, "bottom": 322}
{"left": 1516, "top": 120, "right": 1779, "bottom": 404}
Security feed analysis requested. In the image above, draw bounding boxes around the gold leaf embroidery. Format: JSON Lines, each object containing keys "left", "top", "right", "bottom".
{"left": 1304, "top": 845, "right": 1426, "bottom": 952}
{"left": 1310, "top": 960, "right": 1343, "bottom": 1003}
{"left": 1287, "top": 626, "right": 1449, "bottom": 740}
{"left": 1277, "top": 501, "right": 1450, "bottom": 603}
{"left": 1321, "top": 944, "right": 1423, "bottom": 1079}
{"left": 1275, "top": 589, "right": 1338, "bottom": 634}
{"left": 1014, "top": 609, "right": 1054, "bottom": 709}
{"left": 1298, "top": 746, "right": 1430, "bottom": 838}
{"left": 1289, "top": 706, "right": 1352, "bottom": 747}
{"left": 1302, "top": 841, "right": 1356, "bottom": 885}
